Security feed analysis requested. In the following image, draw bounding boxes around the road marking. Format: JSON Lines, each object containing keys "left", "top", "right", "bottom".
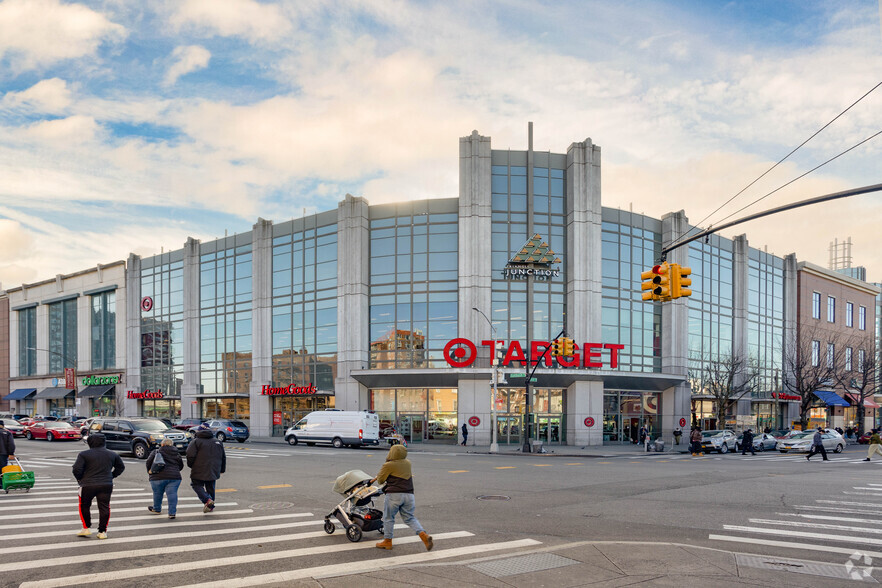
{"left": 0, "top": 493, "right": 155, "bottom": 506}
{"left": 722, "top": 524, "right": 882, "bottom": 546}
{"left": 172, "top": 538, "right": 542, "bottom": 588}
{"left": 0, "top": 512, "right": 312, "bottom": 542}
{"left": 215, "top": 488, "right": 237, "bottom": 493}
{"left": 565, "top": 463, "right": 582, "bottom": 465}
{"left": 596, "top": 461, "right": 611, "bottom": 464}
{"left": 1, "top": 488, "right": 144, "bottom": 497}
{"left": 794, "top": 505, "right": 882, "bottom": 516}
{"left": 20, "top": 530, "right": 477, "bottom": 587}
{"left": 448, "top": 470, "right": 468, "bottom": 473}
{"left": 841, "top": 491, "right": 882, "bottom": 497}
{"left": 0, "top": 509, "right": 256, "bottom": 530}
{"left": 709, "top": 534, "right": 882, "bottom": 559}
{"left": 0, "top": 502, "right": 239, "bottom": 521}
{"left": 531, "top": 464, "right": 552, "bottom": 467}
{"left": 257, "top": 484, "right": 292, "bottom": 489}
{"left": 747, "top": 518, "right": 882, "bottom": 534}
{"left": 782, "top": 512, "right": 882, "bottom": 525}
{"left": 494, "top": 466, "right": 516, "bottom": 470}
{"left": 817, "top": 499, "right": 882, "bottom": 507}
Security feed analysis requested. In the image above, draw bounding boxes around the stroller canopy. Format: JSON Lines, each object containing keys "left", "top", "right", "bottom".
{"left": 333, "top": 470, "right": 372, "bottom": 495}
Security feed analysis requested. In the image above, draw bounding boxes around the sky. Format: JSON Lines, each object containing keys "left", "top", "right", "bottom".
{"left": 0, "top": 0, "right": 880, "bottom": 288}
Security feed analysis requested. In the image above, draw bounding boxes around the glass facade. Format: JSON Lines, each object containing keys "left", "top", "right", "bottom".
{"left": 601, "top": 211, "right": 662, "bottom": 372}
{"left": 91, "top": 291, "right": 116, "bottom": 370}
{"left": 18, "top": 306, "right": 36, "bottom": 376}
{"left": 603, "top": 390, "right": 662, "bottom": 443}
{"left": 140, "top": 254, "right": 184, "bottom": 403}
{"left": 747, "top": 250, "right": 784, "bottom": 396}
{"left": 48, "top": 299, "right": 77, "bottom": 371}
{"left": 272, "top": 217, "right": 338, "bottom": 390}
{"left": 368, "top": 388, "right": 459, "bottom": 443}
{"left": 369, "top": 202, "right": 457, "bottom": 369}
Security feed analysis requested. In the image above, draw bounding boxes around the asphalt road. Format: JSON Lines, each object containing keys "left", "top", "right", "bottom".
{"left": 2, "top": 437, "right": 880, "bottom": 586}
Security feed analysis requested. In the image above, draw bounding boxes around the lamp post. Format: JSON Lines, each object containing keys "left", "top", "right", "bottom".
{"left": 472, "top": 307, "right": 499, "bottom": 453}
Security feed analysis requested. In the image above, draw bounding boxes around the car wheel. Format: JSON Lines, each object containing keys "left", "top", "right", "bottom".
{"left": 216, "top": 432, "right": 226, "bottom": 442}
{"left": 332, "top": 437, "right": 343, "bottom": 449}
{"left": 133, "top": 442, "right": 149, "bottom": 459}
{"left": 758, "top": 443, "right": 765, "bottom": 452}
{"left": 834, "top": 444, "right": 843, "bottom": 453}
{"left": 286, "top": 435, "right": 298, "bottom": 446}
{"left": 46, "top": 432, "right": 54, "bottom": 442}
{"left": 25, "top": 432, "right": 33, "bottom": 440}
{"left": 719, "top": 443, "right": 729, "bottom": 454}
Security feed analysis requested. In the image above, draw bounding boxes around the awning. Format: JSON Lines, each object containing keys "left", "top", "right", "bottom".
{"left": 846, "top": 393, "right": 881, "bottom": 409}
{"left": 78, "top": 385, "right": 115, "bottom": 399}
{"left": 812, "top": 389, "right": 850, "bottom": 407}
{"left": 34, "top": 387, "right": 76, "bottom": 400}
{"left": 5, "top": 388, "right": 36, "bottom": 401}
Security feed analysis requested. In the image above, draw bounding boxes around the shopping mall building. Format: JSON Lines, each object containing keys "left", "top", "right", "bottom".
{"left": 5, "top": 131, "right": 879, "bottom": 444}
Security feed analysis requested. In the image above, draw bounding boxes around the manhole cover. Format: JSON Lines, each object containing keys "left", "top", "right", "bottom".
{"left": 249, "top": 502, "right": 295, "bottom": 510}
{"left": 476, "top": 495, "right": 511, "bottom": 501}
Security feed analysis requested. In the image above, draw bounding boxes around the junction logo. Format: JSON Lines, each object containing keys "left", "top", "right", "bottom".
{"left": 502, "top": 234, "right": 561, "bottom": 280}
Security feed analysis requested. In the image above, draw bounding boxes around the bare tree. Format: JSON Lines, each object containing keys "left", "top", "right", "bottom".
{"left": 781, "top": 325, "right": 838, "bottom": 431}
{"left": 832, "top": 334, "right": 877, "bottom": 436}
{"left": 690, "top": 350, "right": 760, "bottom": 429}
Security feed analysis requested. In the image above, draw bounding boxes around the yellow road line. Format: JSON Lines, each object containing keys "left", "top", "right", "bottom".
{"left": 531, "top": 464, "right": 552, "bottom": 467}
{"left": 215, "top": 488, "right": 237, "bottom": 493}
{"left": 596, "top": 461, "right": 611, "bottom": 464}
{"left": 565, "top": 462, "right": 583, "bottom": 465}
{"left": 257, "top": 484, "right": 292, "bottom": 489}
{"left": 448, "top": 470, "right": 469, "bottom": 473}
{"left": 495, "top": 466, "right": 516, "bottom": 469}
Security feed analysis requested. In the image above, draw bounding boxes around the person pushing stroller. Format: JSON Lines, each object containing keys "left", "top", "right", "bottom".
{"left": 370, "top": 444, "right": 433, "bottom": 551}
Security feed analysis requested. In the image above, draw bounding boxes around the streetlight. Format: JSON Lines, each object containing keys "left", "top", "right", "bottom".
{"left": 472, "top": 307, "right": 499, "bottom": 453}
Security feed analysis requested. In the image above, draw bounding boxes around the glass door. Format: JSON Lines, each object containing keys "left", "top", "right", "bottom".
{"left": 496, "top": 415, "right": 522, "bottom": 444}
{"left": 399, "top": 414, "right": 425, "bottom": 444}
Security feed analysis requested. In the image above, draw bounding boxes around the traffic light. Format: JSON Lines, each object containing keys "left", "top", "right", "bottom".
{"left": 640, "top": 266, "right": 659, "bottom": 301}
{"left": 492, "top": 340, "right": 505, "bottom": 366}
{"left": 551, "top": 338, "right": 563, "bottom": 356}
{"left": 641, "top": 263, "right": 671, "bottom": 301}
{"left": 671, "top": 264, "right": 692, "bottom": 299}
{"left": 561, "top": 337, "right": 575, "bottom": 356}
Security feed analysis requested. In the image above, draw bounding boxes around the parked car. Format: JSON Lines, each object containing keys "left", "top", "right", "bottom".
{"left": 57, "top": 415, "right": 88, "bottom": 423}
{"left": 767, "top": 429, "right": 791, "bottom": 439}
{"left": 189, "top": 419, "right": 250, "bottom": 443}
{"left": 285, "top": 410, "right": 380, "bottom": 448}
{"left": 78, "top": 418, "right": 96, "bottom": 436}
{"left": 0, "top": 419, "right": 26, "bottom": 437}
{"left": 173, "top": 418, "right": 207, "bottom": 431}
{"left": 86, "top": 417, "right": 190, "bottom": 459}
{"left": 735, "top": 431, "right": 778, "bottom": 452}
{"left": 34, "top": 415, "right": 58, "bottom": 421}
{"left": 699, "top": 430, "right": 737, "bottom": 454}
{"left": 17, "top": 418, "right": 41, "bottom": 427}
{"left": 25, "top": 421, "right": 82, "bottom": 441}
{"left": 777, "top": 429, "right": 845, "bottom": 453}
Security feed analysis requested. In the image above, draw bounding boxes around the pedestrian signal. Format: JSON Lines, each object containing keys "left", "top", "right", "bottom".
{"left": 640, "top": 263, "right": 671, "bottom": 301}
{"left": 671, "top": 264, "right": 692, "bottom": 299}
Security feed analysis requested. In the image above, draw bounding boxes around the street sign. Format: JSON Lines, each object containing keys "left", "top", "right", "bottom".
{"left": 509, "top": 373, "right": 526, "bottom": 378}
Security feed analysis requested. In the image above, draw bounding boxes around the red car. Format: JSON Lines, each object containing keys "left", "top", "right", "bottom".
{"left": 25, "top": 422, "right": 82, "bottom": 441}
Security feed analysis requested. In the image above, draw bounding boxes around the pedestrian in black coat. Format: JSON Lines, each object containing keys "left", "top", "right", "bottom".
{"left": 72, "top": 433, "right": 125, "bottom": 539}
{"left": 186, "top": 425, "right": 226, "bottom": 513}
{"left": 461, "top": 423, "right": 468, "bottom": 446}
{"left": 0, "top": 422, "right": 16, "bottom": 470}
{"left": 741, "top": 429, "right": 756, "bottom": 456}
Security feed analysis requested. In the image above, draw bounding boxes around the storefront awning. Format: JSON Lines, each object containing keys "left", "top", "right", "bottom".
{"left": 812, "top": 389, "right": 850, "bottom": 407}
{"left": 34, "top": 387, "right": 76, "bottom": 400}
{"left": 846, "top": 393, "right": 880, "bottom": 409}
{"left": 78, "top": 385, "right": 115, "bottom": 399}
{"left": 5, "top": 388, "right": 36, "bottom": 400}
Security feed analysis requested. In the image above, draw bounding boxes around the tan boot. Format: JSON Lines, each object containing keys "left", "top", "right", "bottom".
{"left": 375, "top": 538, "right": 393, "bottom": 550}
{"left": 419, "top": 531, "right": 433, "bottom": 551}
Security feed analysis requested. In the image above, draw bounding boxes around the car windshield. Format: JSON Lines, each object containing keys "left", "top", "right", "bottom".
{"left": 701, "top": 431, "right": 723, "bottom": 438}
{"left": 47, "top": 422, "right": 74, "bottom": 429}
{"left": 789, "top": 432, "right": 813, "bottom": 439}
{"left": 130, "top": 420, "right": 170, "bottom": 432}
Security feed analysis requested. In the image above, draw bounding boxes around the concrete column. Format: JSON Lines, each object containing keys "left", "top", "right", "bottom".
{"left": 249, "top": 218, "right": 274, "bottom": 436}
{"left": 123, "top": 254, "right": 142, "bottom": 417}
{"left": 661, "top": 211, "right": 692, "bottom": 437}
{"left": 782, "top": 253, "right": 798, "bottom": 393}
{"left": 732, "top": 235, "right": 750, "bottom": 422}
{"left": 77, "top": 295, "right": 90, "bottom": 374}
{"left": 458, "top": 131, "right": 493, "bottom": 363}
{"left": 336, "top": 195, "right": 371, "bottom": 411}
{"left": 565, "top": 380, "right": 603, "bottom": 446}
{"left": 181, "top": 238, "right": 201, "bottom": 416}
{"left": 457, "top": 379, "right": 492, "bottom": 445}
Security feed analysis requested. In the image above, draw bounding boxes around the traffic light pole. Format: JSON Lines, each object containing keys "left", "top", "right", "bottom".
{"left": 522, "top": 328, "right": 566, "bottom": 453}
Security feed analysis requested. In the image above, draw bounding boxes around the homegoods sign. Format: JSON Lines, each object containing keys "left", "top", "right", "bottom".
{"left": 81, "top": 375, "right": 121, "bottom": 386}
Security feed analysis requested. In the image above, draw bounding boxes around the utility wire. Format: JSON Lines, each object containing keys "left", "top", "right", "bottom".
{"left": 668, "top": 80, "right": 882, "bottom": 249}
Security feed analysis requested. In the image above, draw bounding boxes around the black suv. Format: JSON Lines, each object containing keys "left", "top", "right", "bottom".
{"left": 87, "top": 418, "right": 190, "bottom": 459}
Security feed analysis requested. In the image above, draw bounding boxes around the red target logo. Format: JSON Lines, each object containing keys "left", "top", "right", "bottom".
{"left": 443, "top": 338, "right": 477, "bottom": 368}
{"left": 140, "top": 296, "right": 153, "bottom": 312}
{"left": 679, "top": 417, "right": 686, "bottom": 428}
{"left": 468, "top": 416, "right": 480, "bottom": 427}
{"left": 584, "top": 417, "right": 595, "bottom": 428}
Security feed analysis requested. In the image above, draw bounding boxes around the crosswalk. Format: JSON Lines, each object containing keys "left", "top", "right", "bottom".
{"left": 708, "top": 481, "right": 882, "bottom": 580}
{"left": 620, "top": 451, "right": 882, "bottom": 465}
{"left": 0, "top": 475, "right": 539, "bottom": 587}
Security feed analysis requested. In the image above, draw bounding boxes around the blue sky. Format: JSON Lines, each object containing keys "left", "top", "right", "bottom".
{"left": 0, "top": 0, "right": 880, "bottom": 287}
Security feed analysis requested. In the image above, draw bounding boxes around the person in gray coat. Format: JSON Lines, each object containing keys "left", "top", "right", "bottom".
{"left": 186, "top": 424, "right": 226, "bottom": 512}
{"left": 806, "top": 427, "right": 829, "bottom": 461}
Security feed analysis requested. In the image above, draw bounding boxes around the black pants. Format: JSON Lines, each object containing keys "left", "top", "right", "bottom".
{"left": 79, "top": 484, "right": 113, "bottom": 532}
{"left": 742, "top": 445, "right": 755, "bottom": 455}
{"left": 461, "top": 435, "right": 467, "bottom": 446}
{"left": 191, "top": 479, "right": 216, "bottom": 503}
{"left": 690, "top": 441, "right": 702, "bottom": 453}
{"left": 0, "top": 454, "right": 9, "bottom": 469}
{"left": 807, "top": 444, "right": 828, "bottom": 460}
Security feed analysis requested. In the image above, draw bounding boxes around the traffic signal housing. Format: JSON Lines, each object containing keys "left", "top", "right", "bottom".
{"left": 493, "top": 340, "right": 505, "bottom": 366}
{"left": 671, "top": 264, "right": 692, "bottom": 299}
{"left": 641, "top": 263, "right": 671, "bottom": 301}
{"left": 561, "top": 337, "right": 575, "bottom": 357}
{"left": 551, "top": 338, "right": 563, "bottom": 356}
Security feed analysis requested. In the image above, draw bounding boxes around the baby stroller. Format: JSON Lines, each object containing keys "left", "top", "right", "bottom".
{"left": 324, "top": 469, "right": 384, "bottom": 542}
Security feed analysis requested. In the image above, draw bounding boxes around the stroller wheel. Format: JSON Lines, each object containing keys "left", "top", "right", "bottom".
{"left": 324, "top": 520, "right": 335, "bottom": 534}
{"left": 346, "top": 524, "right": 362, "bottom": 542}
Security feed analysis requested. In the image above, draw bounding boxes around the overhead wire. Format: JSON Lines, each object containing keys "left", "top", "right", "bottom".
{"left": 667, "top": 80, "right": 882, "bottom": 249}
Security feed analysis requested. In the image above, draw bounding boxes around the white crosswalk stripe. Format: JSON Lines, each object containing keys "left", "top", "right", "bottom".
{"left": 0, "top": 476, "right": 541, "bottom": 587}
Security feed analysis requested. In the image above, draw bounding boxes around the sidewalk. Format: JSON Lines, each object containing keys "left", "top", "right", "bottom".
{"left": 245, "top": 436, "right": 693, "bottom": 458}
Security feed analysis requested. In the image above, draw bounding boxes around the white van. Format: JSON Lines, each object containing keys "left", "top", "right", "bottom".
{"left": 284, "top": 410, "right": 380, "bottom": 448}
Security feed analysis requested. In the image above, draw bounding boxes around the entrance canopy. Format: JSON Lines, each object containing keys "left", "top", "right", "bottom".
{"left": 34, "top": 387, "right": 75, "bottom": 400}
{"left": 846, "top": 393, "right": 880, "bottom": 409}
{"left": 6, "top": 388, "right": 36, "bottom": 400}
{"left": 812, "top": 389, "right": 850, "bottom": 407}
{"left": 78, "top": 385, "right": 115, "bottom": 399}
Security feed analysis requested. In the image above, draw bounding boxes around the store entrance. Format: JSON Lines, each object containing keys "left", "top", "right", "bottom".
{"left": 536, "top": 415, "right": 561, "bottom": 443}
{"left": 496, "top": 415, "right": 522, "bottom": 444}
{"left": 399, "top": 414, "right": 425, "bottom": 444}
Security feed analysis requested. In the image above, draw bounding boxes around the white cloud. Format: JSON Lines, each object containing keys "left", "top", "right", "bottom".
{"left": 168, "top": 0, "right": 292, "bottom": 42}
{"left": 0, "top": 0, "right": 126, "bottom": 71}
{"left": 164, "top": 45, "right": 211, "bottom": 86}
{"left": 24, "top": 115, "right": 101, "bottom": 145}
{"left": 1, "top": 78, "right": 72, "bottom": 114}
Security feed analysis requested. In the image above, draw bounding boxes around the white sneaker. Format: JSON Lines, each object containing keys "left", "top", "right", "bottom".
{"left": 97, "top": 532, "right": 107, "bottom": 539}
{"left": 76, "top": 528, "right": 91, "bottom": 537}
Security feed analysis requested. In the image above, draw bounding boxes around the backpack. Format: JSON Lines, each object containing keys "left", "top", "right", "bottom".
{"left": 150, "top": 449, "right": 166, "bottom": 474}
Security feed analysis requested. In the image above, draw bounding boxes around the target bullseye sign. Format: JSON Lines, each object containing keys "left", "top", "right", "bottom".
{"left": 468, "top": 416, "right": 480, "bottom": 427}
{"left": 584, "top": 417, "right": 595, "bottom": 428}
{"left": 679, "top": 417, "right": 687, "bottom": 428}
{"left": 140, "top": 296, "right": 153, "bottom": 312}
